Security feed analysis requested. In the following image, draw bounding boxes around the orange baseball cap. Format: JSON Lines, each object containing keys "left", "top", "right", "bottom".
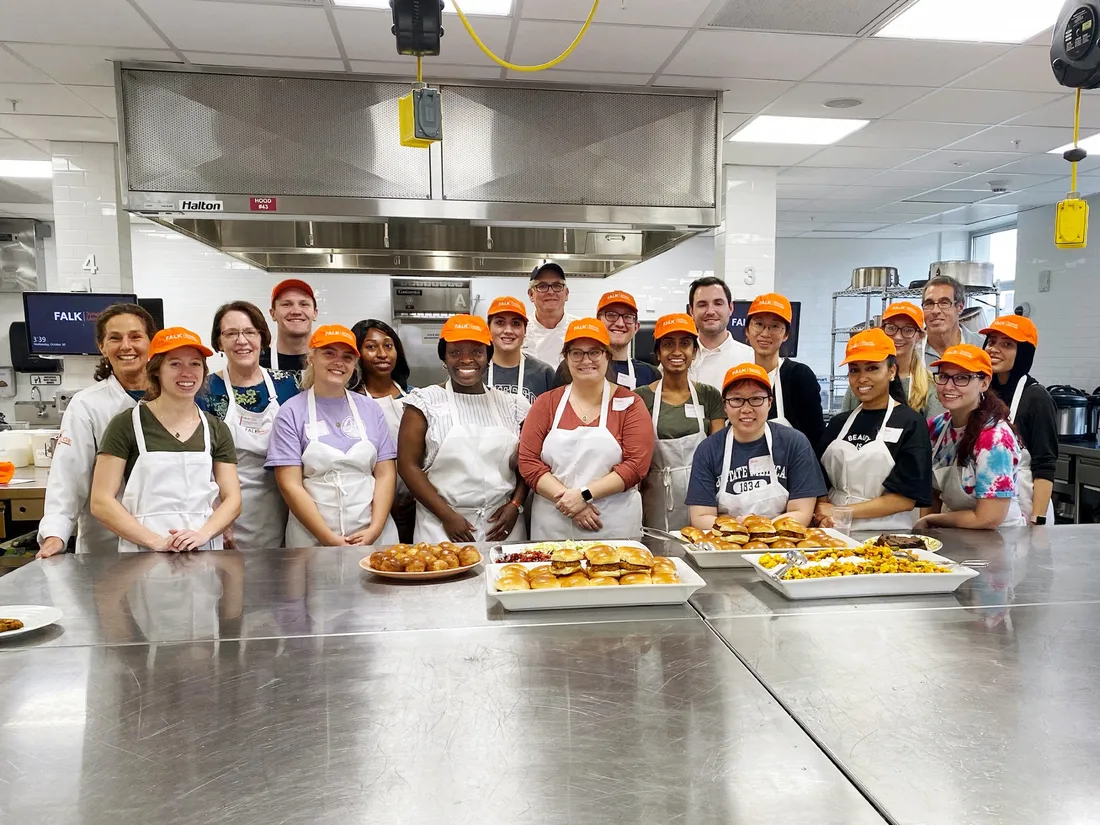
{"left": 597, "top": 290, "right": 638, "bottom": 313}
{"left": 309, "top": 324, "right": 357, "bottom": 351}
{"left": 882, "top": 301, "right": 924, "bottom": 329}
{"left": 721, "top": 363, "right": 771, "bottom": 394}
{"left": 441, "top": 314, "right": 492, "bottom": 346}
{"left": 271, "top": 278, "right": 315, "bottom": 306}
{"left": 564, "top": 318, "right": 611, "bottom": 347}
{"left": 654, "top": 313, "right": 698, "bottom": 340}
{"left": 931, "top": 344, "right": 993, "bottom": 376}
{"left": 150, "top": 327, "right": 214, "bottom": 358}
{"left": 747, "top": 293, "right": 792, "bottom": 324}
{"left": 487, "top": 296, "right": 528, "bottom": 321}
{"left": 841, "top": 328, "right": 897, "bottom": 365}
{"left": 980, "top": 315, "right": 1038, "bottom": 347}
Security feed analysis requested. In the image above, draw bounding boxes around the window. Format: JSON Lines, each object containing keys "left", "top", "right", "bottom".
{"left": 971, "top": 226, "right": 1017, "bottom": 315}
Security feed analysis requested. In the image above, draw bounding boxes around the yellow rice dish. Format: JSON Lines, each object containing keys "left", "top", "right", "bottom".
{"left": 757, "top": 544, "right": 952, "bottom": 580}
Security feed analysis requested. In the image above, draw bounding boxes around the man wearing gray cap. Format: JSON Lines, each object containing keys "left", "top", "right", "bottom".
{"left": 523, "top": 262, "right": 577, "bottom": 365}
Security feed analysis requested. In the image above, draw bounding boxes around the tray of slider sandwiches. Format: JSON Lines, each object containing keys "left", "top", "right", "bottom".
{"left": 678, "top": 516, "right": 858, "bottom": 568}
{"left": 486, "top": 541, "right": 706, "bottom": 612}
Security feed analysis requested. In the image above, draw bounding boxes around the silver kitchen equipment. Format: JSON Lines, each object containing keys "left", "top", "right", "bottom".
{"left": 1049, "top": 386, "right": 1089, "bottom": 439}
{"left": 928, "top": 261, "right": 995, "bottom": 287}
{"left": 850, "top": 267, "right": 899, "bottom": 289}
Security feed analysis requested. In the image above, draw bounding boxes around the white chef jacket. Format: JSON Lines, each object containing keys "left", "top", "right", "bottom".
{"left": 688, "top": 332, "right": 756, "bottom": 393}
{"left": 523, "top": 312, "right": 577, "bottom": 365}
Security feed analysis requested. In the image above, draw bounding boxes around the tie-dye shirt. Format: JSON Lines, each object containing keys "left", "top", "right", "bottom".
{"left": 928, "top": 413, "right": 1020, "bottom": 499}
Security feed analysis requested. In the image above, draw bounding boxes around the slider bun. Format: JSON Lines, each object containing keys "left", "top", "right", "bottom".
{"left": 496, "top": 576, "right": 530, "bottom": 591}
{"left": 584, "top": 545, "right": 620, "bottom": 565}
{"left": 742, "top": 540, "right": 770, "bottom": 550}
{"left": 824, "top": 537, "right": 849, "bottom": 548}
{"left": 528, "top": 565, "right": 553, "bottom": 578}
{"left": 458, "top": 547, "right": 481, "bottom": 566}
{"left": 551, "top": 547, "right": 584, "bottom": 562}
{"left": 529, "top": 575, "right": 561, "bottom": 590}
{"left": 796, "top": 540, "right": 820, "bottom": 549}
{"left": 620, "top": 573, "right": 653, "bottom": 586}
{"left": 618, "top": 547, "right": 654, "bottom": 568}
{"left": 680, "top": 527, "right": 706, "bottom": 542}
{"left": 771, "top": 539, "right": 797, "bottom": 550}
{"left": 806, "top": 528, "right": 830, "bottom": 540}
{"left": 652, "top": 571, "right": 680, "bottom": 585}
{"left": 429, "top": 559, "right": 450, "bottom": 572}
{"left": 499, "top": 564, "right": 530, "bottom": 579}
{"left": 652, "top": 557, "right": 676, "bottom": 570}
{"left": 560, "top": 574, "right": 591, "bottom": 588}
{"left": 588, "top": 576, "right": 619, "bottom": 586}
{"left": 404, "top": 559, "right": 427, "bottom": 573}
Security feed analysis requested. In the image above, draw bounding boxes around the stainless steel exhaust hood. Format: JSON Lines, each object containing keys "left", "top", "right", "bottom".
{"left": 117, "top": 65, "right": 721, "bottom": 278}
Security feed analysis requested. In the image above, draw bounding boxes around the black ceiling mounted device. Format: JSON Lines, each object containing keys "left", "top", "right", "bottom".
{"left": 391, "top": 0, "right": 445, "bottom": 57}
{"left": 1052, "top": 2, "right": 1100, "bottom": 88}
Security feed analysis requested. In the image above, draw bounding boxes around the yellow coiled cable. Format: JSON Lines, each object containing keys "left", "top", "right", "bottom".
{"left": 450, "top": 0, "right": 600, "bottom": 72}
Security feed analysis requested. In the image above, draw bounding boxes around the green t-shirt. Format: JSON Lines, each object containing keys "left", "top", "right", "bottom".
{"left": 635, "top": 382, "right": 725, "bottom": 440}
{"left": 99, "top": 405, "right": 237, "bottom": 482}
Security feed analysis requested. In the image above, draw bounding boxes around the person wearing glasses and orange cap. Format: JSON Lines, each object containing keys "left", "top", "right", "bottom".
{"left": 744, "top": 292, "right": 824, "bottom": 448}
{"left": 686, "top": 364, "right": 826, "bottom": 529}
{"left": 267, "top": 325, "right": 399, "bottom": 547}
{"left": 91, "top": 328, "right": 241, "bottom": 552}
{"left": 399, "top": 315, "right": 529, "bottom": 543}
{"left": 261, "top": 278, "right": 319, "bottom": 376}
{"left": 485, "top": 296, "right": 556, "bottom": 402}
{"left": 982, "top": 315, "right": 1057, "bottom": 524}
{"left": 817, "top": 329, "right": 933, "bottom": 532}
{"left": 914, "top": 344, "right": 1026, "bottom": 530}
{"left": 520, "top": 319, "right": 654, "bottom": 540}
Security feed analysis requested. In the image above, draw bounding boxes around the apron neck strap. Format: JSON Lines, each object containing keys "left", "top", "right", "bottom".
{"left": 132, "top": 404, "right": 148, "bottom": 454}
{"left": 719, "top": 423, "right": 776, "bottom": 487}
{"left": 221, "top": 367, "right": 279, "bottom": 414}
{"left": 307, "top": 388, "right": 366, "bottom": 441}
{"left": 446, "top": 380, "right": 505, "bottom": 429}
{"left": 837, "top": 396, "right": 897, "bottom": 441}
{"left": 553, "top": 381, "right": 611, "bottom": 429}
{"left": 653, "top": 380, "right": 704, "bottom": 435}
{"left": 1010, "top": 375, "right": 1028, "bottom": 422}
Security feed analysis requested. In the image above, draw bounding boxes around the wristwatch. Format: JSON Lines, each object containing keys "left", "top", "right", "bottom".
{"left": 510, "top": 498, "right": 525, "bottom": 514}
{"left": 581, "top": 487, "right": 594, "bottom": 503}
{"left": 1034, "top": 515, "right": 1047, "bottom": 525}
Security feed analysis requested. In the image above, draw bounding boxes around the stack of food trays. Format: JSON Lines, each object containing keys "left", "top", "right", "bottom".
{"left": 360, "top": 542, "right": 483, "bottom": 581}
{"left": 487, "top": 541, "right": 705, "bottom": 611}
{"left": 678, "top": 515, "right": 858, "bottom": 568}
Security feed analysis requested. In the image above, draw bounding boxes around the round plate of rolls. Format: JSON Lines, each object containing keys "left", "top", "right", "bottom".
{"left": 679, "top": 515, "right": 860, "bottom": 568}
{"left": 362, "top": 542, "right": 483, "bottom": 580}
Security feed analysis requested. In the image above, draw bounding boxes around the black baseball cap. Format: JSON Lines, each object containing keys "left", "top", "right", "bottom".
{"left": 531, "top": 262, "right": 566, "bottom": 280}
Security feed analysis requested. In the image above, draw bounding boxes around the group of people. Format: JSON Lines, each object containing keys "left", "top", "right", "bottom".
{"left": 35, "top": 266, "right": 1057, "bottom": 558}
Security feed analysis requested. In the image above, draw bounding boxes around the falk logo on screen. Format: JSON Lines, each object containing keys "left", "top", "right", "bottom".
{"left": 54, "top": 310, "right": 104, "bottom": 323}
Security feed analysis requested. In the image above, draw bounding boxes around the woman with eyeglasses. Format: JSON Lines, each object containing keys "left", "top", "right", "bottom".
{"left": 914, "top": 345, "right": 1026, "bottom": 531}
{"left": 687, "top": 364, "right": 826, "bottom": 529}
{"left": 520, "top": 319, "right": 654, "bottom": 540}
{"left": 199, "top": 301, "right": 300, "bottom": 549}
{"left": 981, "top": 315, "right": 1057, "bottom": 524}
{"left": 816, "top": 329, "right": 933, "bottom": 532}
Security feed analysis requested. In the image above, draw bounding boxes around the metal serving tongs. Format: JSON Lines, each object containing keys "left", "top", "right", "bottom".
{"left": 769, "top": 549, "right": 809, "bottom": 580}
{"left": 640, "top": 526, "right": 721, "bottom": 553}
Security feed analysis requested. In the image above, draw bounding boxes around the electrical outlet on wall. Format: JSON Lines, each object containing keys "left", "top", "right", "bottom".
{"left": 1039, "top": 270, "right": 1052, "bottom": 293}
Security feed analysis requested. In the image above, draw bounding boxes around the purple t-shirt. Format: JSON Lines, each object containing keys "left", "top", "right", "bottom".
{"left": 265, "top": 391, "right": 397, "bottom": 468}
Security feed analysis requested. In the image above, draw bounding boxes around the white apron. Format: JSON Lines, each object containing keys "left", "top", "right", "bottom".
{"left": 932, "top": 419, "right": 1026, "bottom": 528}
{"left": 413, "top": 382, "right": 526, "bottom": 544}
{"left": 615, "top": 359, "right": 637, "bottom": 390}
{"left": 642, "top": 380, "right": 706, "bottom": 532}
{"left": 221, "top": 369, "right": 287, "bottom": 549}
{"left": 530, "top": 382, "right": 643, "bottom": 540}
{"left": 371, "top": 382, "right": 409, "bottom": 498}
{"left": 821, "top": 398, "right": 916, "bottom": 533}
{"left": 716, "top": 423, "right": 790, "bottom": 519}
{"left": 118, "top": 406, "right": 223, "bottom": 553}
{"left": 284, "top": 389, "right": 399, "bottom": 548}
{"left": 1009, "top": 377, "right": 1054, "bottom": 523}
{"left": 768, "top": 359, "right": 792, "bottom": 428}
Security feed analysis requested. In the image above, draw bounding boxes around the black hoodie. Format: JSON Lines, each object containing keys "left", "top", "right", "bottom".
{"left": 988, "top": 340, "right": 1058, "bottom": 482}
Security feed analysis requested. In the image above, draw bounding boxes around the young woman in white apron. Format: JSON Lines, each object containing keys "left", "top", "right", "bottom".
{"left": 271, "top": 325, "right": 400, "bottom": 548}
{"left": 818, "top": 329, "right": 933, "bottom": 532}
{"left": 915, "top": 344, "right": 1027, "bottom": 531}
{"left": 90, "top": 328, "right": 242, "bottom": 552}
{"left": 399, "top": 314, "right": 528, "bottom": 544}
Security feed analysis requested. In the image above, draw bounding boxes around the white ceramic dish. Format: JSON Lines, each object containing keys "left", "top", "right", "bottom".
{"left": 744, "top": 548, "right": 979, "bottom": 600}
{"left": 0, "top": 605, "right": 63, "bottom": 639}
{"left": 487, "top": 557, "right": 705, "bottom": 612}
{"left": 684, "top": 528, "right": 860, "bottom": 569}
{"left": 872, "top": 533, "right": 944, "bottom": 553}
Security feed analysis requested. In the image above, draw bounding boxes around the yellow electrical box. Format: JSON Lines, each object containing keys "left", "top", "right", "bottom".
{"left": 1055, "top": 197, "right": 1089, "bottom": 249}
{"left": 399, "top": 89, "right": 442, "bottom": 149}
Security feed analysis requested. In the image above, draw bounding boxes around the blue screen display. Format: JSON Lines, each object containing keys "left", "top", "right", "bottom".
{"left": 23, "top": 292, "right": 138, "bottom": 355}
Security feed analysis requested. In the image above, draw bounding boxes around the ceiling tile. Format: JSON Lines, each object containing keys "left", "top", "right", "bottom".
{"left": 945, "top": 172, "right": 1062, "bottom": 192}
{"left": 521, "top": 0, "right": 713, "bottom": 27}
{"left": 715, "top": 80, "right": 795, "bottom": 112}
{"left": 0, "top": 114, "right": 117, "bottom": 142}
{"left": 0, "top": 138, "right": 51, "bottom": 160}
{"left": 865, "top": 225, "right": 946, "bottom": 238}
{"left": 0, "top": 49, "right": 51, "bottom": 84}
{"left": 951, "top": 46, "right": 1066, "bottom": 94}
{"left": 724, "top": 143, "right": 823, "bottom": 166}
{"left": 505, "top": 69, "right": 654, "bottom": 85}
{"left": 797, "top": 230, "right": 869, "bottom": 238}
{"left": 776, "top": 183, "right": 849, "bottom": 200}
{"left": 664, "top": 30, "right": 854, "bottom": 81}
{"left": 983, "top": 190, "right": 1063, "bottom": 207}
{"left": 1008, "top": 94, "right": 1100, "bottom": 129}
{"left": 67, "top": 85, "right": 118, "bottom": 117}
{"left": 0, "top": 83, "right": 101, "bottom": 117}
{"left": 187, "top": 53, "right": 346, "bottom": 72}
{"left": 886, "top": 89, "right": 1064, "bottom": 125}
{"left": 945, "top": 124, "right": 1071, "bottom": 153}
{"left": 981, "top": 153, "right": 1098, "bottom": 176}
{"left": 820, "top": 185, "right": 925, "bottom": 201}
{"left": 798, "top": 146, "right": 928, "bottom": 169}
{"left": 338, "top": 8, "right": 513, "bottom": 65}
{"left": 1, "top": 0, "right": 166, "bottom": 48}
{"left": 862, "top": 169, "right": 971, "bottom": 188}
{"left": 926, "top": 204, "right": 1021, "bottom": 223}
{"left": 136, "top": 0, "right": 339, "bottom": 57}
{"left": 763, "top": 82, "right": 929, "bottom": 119}
{"left": 810, "top": 39, "right": 1011, "bottom": 87}
{"left": 903, "top": 188, "right": 995, "bottom": 205}
{"left": 510, "top": 21, "right": 684, "bottom": 74}
{"left": 820, "top": 222, "right": 890, "bottom": 232}
{"left": 897, "top": 149, "right": 1026, "bottom": 174}
{"left": 4, "top": 45, "right": 179, "bottom": 86}
{"left": 649, "top": 75, "right": 726, "bottom": 90}
{"left": 779, "top": 166, "right": 881, "bottom": 185}
{"left": 836, "top": 120, "right": 986, "bottom": 150}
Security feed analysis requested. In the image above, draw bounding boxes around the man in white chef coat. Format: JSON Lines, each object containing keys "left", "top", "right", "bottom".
{"left": 523, "top": 263, "right": 576, "bottom": 365}
{"left": 686, "top": 275, "right": 754, "bottom": 392}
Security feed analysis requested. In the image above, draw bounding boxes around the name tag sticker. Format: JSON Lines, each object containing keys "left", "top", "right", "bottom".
{"left": 683, "top": 404, "right": 698, "bottom": 418}
{"left": 881, "top": 427, "right": 903, "bottom": 444}
{"left": 236, "top": 411, "right": 271, "bottom": 435}
{"left": 617, "top": 373, "right": 637, "bottom": 390}
{"left": 612, "top": 396, "right": 635, "bottom": 412}
{"left": 748, "top": 456, "right": 774, "bottom": 476}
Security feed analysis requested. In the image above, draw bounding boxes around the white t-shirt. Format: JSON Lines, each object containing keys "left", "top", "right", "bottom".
{"left": 404, "top": 385, "right": 530, "bottom": 470}
{"left": 523, "top": 312, "right": 577, "bottom": 365}
{"left": 689, "top": 332, "right": 756, "bottom": 393}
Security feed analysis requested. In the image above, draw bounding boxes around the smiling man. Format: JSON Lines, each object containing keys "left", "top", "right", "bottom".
{"left": 686, "top": 276, "right": 754, "bottom": 392}
{"left": 523, "top": 263, "right": 576, "bottom": 365}
{"left": 486, "top": 296, "right": 556, "bottom": 403}
{"left": 261, "top": 279, "right": 319, "bottom": 377}
{"left": 921, "top": 275, "right": 982, "bottom": 366}
{"left": 596, "top": 290, "right": 660, "bottom": 390}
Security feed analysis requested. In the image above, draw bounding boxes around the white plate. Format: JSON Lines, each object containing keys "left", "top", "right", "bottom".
{"left": 684, "top": 528, "right": 860, "bottom": 569}
{"left": 487, "top": 557, "right": 705, "bottom": 612}
{"left": 872, "top": 533, "right": 944, "bottom": 552}
{"left": 743, "top": 549, "right": 978, "bottom": 600}
{"left": 0, "top": 605, "right": 63, "bottom": 639}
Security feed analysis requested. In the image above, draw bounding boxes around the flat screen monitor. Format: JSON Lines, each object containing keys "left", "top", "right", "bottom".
{"left": 23, "top": 291, "right": 139, "bottom": 356}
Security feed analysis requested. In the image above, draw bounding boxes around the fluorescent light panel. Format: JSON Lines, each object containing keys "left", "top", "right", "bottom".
{"left": 876, "top": 0, "right": 1063, "bottom": 44}
{"left": 729, "top": 116, "right": 870, "bottom": 145}
{"left": 0, "top": 160, "right": 52, "bottom": 179}
{"left": 332, "top": 0, "right": 513, "bottom": 14}
{"left": 1049, "top": 133, "right": 1100, "bottom": 154}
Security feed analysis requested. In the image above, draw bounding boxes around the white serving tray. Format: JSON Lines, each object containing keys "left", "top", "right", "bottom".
{"left": 487, "top": 557, "right": 705, "bottom": 612}
{"left": 684, "top": 528, "right": 860, "bottom": 569}
{"left": 744, "top": 548, "right": 979, "bottom": 600}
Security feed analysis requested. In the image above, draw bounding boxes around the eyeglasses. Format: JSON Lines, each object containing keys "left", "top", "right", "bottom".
{"left": 933, "top": 372, "right": 983, "bottom": 387}
{"left": 883, "top": 322, "right": 920, "bottom": 339}
{"left": 922, "top": 298, "right": 958, "bottom": 311}
{"left": 600, "top": 310, "right": 638, "bottom": 325}
{"left": 749, "top": 319, "right": 786, "bottom": 335}
{"left": 724, "top": 396, "right": 769, "bottom": 409}
{"left": 531, "top": 282, "right": 566, "bottom": 294}
{"left": 221, "top": 328, "right": 262, "bottom": 341}
{"left": 567, "top": 348, "right": 607, "bottom": 363}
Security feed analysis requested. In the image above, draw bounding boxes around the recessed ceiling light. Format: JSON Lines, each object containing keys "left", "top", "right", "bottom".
{"left": 824, "top": 98, "right": 863, "bottom": 109}
{"left": 1049, "top": 133, "right": 1100, "bottom": 154}
{"left": 331, "top": 0, "right": 513, "bottom": 14}
{"left": 875, "top": 0, "right": 1062, "bottom": 44}
{"left": 0, "top": 160, "right": 52, "bottom": 179}
{"left": 729, "top": 116, "right": 870, "bottom": 145}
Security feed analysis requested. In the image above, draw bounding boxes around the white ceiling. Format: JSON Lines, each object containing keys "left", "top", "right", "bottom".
{"left": 0, "top": 0, "right": 1086, "bottom": 237}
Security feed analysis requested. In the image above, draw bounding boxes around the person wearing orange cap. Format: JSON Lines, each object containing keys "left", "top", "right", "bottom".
{"left": 267, "top": 325, "right": 400, "bottom": 547}
{"left": 817, "top": 329, "right": 933, "bottom": 532}
{"left": 596, "top": 290, "right": 659, "bottom": 390}
{"left": 915, "top": 344, "right": 1026, "bottom": 530}
{"left": 636, "top": 314, "right": 726, "bottom": 531}
{"left": 982, "top": 314, "right": 1057, "bottom": 524}
{"left": 91, "top": 328, "right": 241, "bottom": 552}
{"left": 744, "top": 292, "right": 824, "bottom": 447}
{"left": 686, "top": 363, "right": 826, "bottom": 528}
{"left": 486, "top": 296, "right": 556, "bottom": 403}
{"left": 261, "top": 279, "right": 318, "bottom": 376}
{"left": 520, "top": 319, "right": 654, "bottom": 539}
{"left": 399, "top": 314, "right": 529, "bottom": 543}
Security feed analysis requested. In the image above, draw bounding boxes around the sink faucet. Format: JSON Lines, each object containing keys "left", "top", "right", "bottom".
{"left": 30, "top": 386, "right": 47, "bottom": 420}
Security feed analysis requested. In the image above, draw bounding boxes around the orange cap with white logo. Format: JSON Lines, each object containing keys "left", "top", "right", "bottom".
{"left": 883, "top": 301, "right": 924, "bottom": 329}
{"left": 309, "top": 324, "right": 357, "bottom": 351}
{"left": 980, "top": 315, "right": 1038, "bottom": 347}
{"left": 654, "top": 313, "right": 698, "bottom": 340}
{"left": 487, "top": 296, "right": 528, "bottom": 321}
{"left": 564, "top": 318, "right": 611, "bottom": 347}
{"left": 747, "top": 293, "right": 792, "bottom": 324}
{"left": 441, "top": 314, "right": 492, "bottom": 346}
{"left": 597, "top": 290, "right": 638, "bottom": 313}
{"left": 150, "top": 327, "right": 214, "bottom": 358}
{"left": 841, "top": 328, "right": 897, "bottom": 365}
{"left": 931, "top": 344, "right": 993, "bottom": 376}
{"left": 721, "top": 362, "right": 771, "bottom": 395}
